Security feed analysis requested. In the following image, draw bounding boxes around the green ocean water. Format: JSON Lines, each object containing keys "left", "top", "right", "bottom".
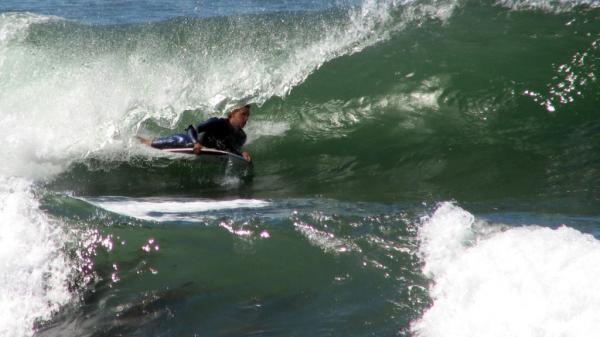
{"left": 1, "top": 1, "right": 600, "bottom": 336}
{"left": 43, "top": 0, "right": 600, "bottom": 205}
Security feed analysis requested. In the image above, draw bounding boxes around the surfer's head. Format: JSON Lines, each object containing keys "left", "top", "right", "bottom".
{"left": 228, "top": 105, "right": 251, "bottom": 129}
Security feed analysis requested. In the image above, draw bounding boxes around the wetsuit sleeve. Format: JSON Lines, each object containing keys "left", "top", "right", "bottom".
{"left": 185, "top": 125, "right": 198, "bottom": 144}
{"left": 232, "top": 130, "right": 247, "bottom": 155}
{"left": 195, "top": 117, "right": 222, "bottom": 146}
{"left": 239, "top": 131, "right": 247, "bottom": 147}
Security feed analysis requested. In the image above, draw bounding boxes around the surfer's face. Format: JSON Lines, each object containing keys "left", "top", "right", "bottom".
{"left": 229, "top": 107, "right": 250, "bottom": 129}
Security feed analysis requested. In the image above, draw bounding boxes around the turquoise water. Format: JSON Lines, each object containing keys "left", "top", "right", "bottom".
{"left": 1, "top": 1, "right": 600, "bottom": 336}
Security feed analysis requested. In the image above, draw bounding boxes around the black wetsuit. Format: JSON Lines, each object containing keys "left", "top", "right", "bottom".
{"left": 151, "top": 117, "right": 246, "bottom": 155}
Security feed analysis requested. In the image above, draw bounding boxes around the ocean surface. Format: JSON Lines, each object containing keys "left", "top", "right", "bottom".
{"left": 1, "top": 0, "right": 600, "bottom": 336}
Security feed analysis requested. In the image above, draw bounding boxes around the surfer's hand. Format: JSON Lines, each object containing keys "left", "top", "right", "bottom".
{"left": 242, "top": 151, "right": 251, "bottom": 162}
{"left": 193, "top": 143, "right": 202, "bottom": 155}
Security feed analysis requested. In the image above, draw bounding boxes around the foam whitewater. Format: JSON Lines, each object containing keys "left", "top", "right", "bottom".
{"left": 414, "top": 202, "right": 600, "bottom": 337}
{"left": 0, "top": 178, "right": 74, "bottom": 337}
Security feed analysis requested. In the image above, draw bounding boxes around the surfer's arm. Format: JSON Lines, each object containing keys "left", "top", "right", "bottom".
{"left": 193, "top": 143, "right": 202, "bottom": 155}
{"left": 193, "top": 117, "right": 222, "bottom": 149}
{"left": 189, "top": 117, "right": 220, "bottom": 155}
{"left": 185, "top": 126, "right": 203, "bottom": 154}
{"left": 186, "top": 126, "right": 198, "bottom": 144}
{"left": 230, "top": 131, "right": 247, "bottom": 156}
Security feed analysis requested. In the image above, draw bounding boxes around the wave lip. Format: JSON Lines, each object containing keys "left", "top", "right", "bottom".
{"left": 0, "top": 12, "right": 57, "bottom": 47}
{"left": 413, "top": 202, "right": 600, "bottom": 337}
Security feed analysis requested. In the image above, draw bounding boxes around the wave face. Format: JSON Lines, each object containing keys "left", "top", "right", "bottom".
{"left": 252, "top": 0, "right": 600, "bottom": 203}
{"left": 2, "top": 0, "right": 600, "bottom": 336}
{"left": 2, "top": 0, "right": 598, "bottom": 202}
{"left": 0, "top": 0, "right": 408, "bottom": 179}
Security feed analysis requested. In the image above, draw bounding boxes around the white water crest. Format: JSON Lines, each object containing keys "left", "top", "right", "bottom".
{"left": 413, "top": 202, "right": 600, "bottom": 337}
{"left": 0, "top": 177, "right": 74, "bottom": 337}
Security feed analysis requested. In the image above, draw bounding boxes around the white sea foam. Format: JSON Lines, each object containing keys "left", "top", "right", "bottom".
{"left": 413, "top": 202, "right": 600, "bottom": 337}
{"left": 79, "top": 197, "right": 270, "bottom": 222}
{"left": 0, "top": 177, "right": 73, "bottom": 337}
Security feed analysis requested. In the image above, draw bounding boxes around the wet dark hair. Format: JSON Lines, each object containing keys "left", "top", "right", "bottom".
{"left": 227, "top": 104, "right": 251, "bottom": 118}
